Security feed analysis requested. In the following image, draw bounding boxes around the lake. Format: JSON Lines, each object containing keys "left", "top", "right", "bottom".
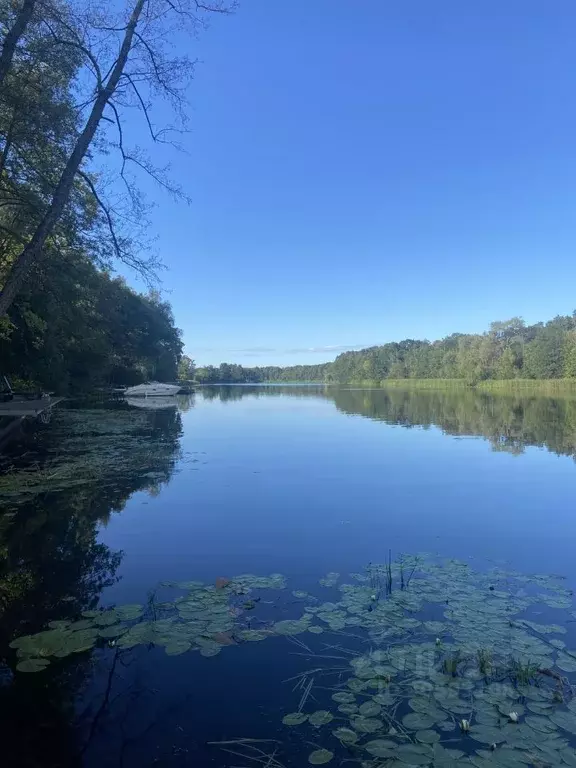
{"left": 2, "top": 385, "right": 576, "bottom": 767}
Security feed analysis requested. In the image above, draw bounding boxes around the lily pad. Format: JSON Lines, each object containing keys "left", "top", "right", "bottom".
{"left": 282, "top": 712, "right": 308, "bottom": 726}
{"left": 308, "top": 749, "right": 333, "bottom": 765}
{"left": 397, "top": 744, "right": 433, "bottom": 765}
{"left": 16, "top": 658, "right": 50, "bottom": 673}
{"left": 165, "top": 640, "right": 192, "bottom": 656}
{"left": 309, "top": 710, "right": 334, "bottom": 726}
{"left": 469, "top": 725, "right": 507, "bottom": 744}
{"left": 416, "top": 729, "right": 440, "bottom": 743}
{"left": 338, "top": 703, "right": 358, "bottom": 715}
{"left": 273, "top": 619, "right": 310, "bottom": 636}
{"left": 332, "top": 691, "right": 355, "bottom": 703}
{"left": 237, "top": 629, "right": 270, "bottom": 641}
{"left": 364, "top": 739, "right": 398, "bottom": 757}
{"left": 359, "top": 701, "right": 381, "bottom": 717}
{"left": 333, "top": 727, "right": 358, "bottom": 744}
{"left": 352, "top": 716, "right": 382, "bottom": 733}
{"left": 402, "top": 712, "right": 436, "bottom": 730}
{"left": 98, "top": 625, "right": 128, "bottom": 639}
{"left": 115, "top": 604, "right": 144, "bottom": 620}
{"left": 199, "top": 646, "right": 221, "bottom": 657}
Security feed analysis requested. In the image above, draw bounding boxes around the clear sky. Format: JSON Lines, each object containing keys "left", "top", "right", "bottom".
{"left": 122, "top": 0, "right": 576, "bottom": 367}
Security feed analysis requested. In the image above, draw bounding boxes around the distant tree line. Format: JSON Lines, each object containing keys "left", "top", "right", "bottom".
{"left": 195, "top": 362, "right": 331, "bottom": 384}
{"left": 199, "top": 314, "right": 576, "bottom": 385}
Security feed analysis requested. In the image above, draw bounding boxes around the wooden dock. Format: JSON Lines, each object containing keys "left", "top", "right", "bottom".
{"left": 0, "top": 397, "right": 64, "bottom": 417}
{"left": 0, "top": 397, "right": 64, "bottom": 448}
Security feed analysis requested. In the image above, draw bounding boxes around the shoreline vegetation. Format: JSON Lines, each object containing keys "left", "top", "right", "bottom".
{"left": 196, "top": 314, "right": 576, "bottom": 396}
{"left": 340, "top": 379, "right": 576, "bottom": 395}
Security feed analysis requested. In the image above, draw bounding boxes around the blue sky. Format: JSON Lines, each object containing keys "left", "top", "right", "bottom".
{"left": 121, "top": 0, "right": 576, "bottom": 367}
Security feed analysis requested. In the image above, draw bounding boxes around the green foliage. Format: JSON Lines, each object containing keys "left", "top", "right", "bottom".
{"left": 0, "top": 4, "right": 183, "bottom": 391}
{"left": 206, "top": 314, "right": 576, "bottom": 386}
{"left": 195, "top": 362, "right": 330, "bottom": 384}
{"left": 0, "top": 254, "right": 182, "bottom": 391}
{"left": 177, "top": 355, "right": 195, "bottom": 381}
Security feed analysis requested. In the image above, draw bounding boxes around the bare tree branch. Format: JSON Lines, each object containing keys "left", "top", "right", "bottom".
{"left": 77, "top": 169, "right": 124, "bottom": 260}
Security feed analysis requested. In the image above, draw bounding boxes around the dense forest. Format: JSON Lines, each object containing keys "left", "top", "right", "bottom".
{"left": 199, "top": 314, "right": 576, "bottom": 385}
{"left": 0, "top": 0, "right": 231, "bottom": 392}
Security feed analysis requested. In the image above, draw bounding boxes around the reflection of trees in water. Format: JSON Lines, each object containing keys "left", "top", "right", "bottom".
{"left": 330, "top": 388, "right": 576, "bottom": 459}
{"left": 199, "top": 384, "right": 329, "bottom": 402}
{"left": 200, "top": 384, "right": 576, "bottom": 459}
{"left": 0, "top": 404, "right": 183, "bottom": 767}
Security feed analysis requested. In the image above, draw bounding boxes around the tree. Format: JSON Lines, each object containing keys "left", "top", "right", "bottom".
{"left": 0, "top": 252, "right": 183, "bottom": 391}
{"left": 523, "top": 326, "right": 566, "bottom": 379}
{"left": 564, "top": 331, "right": 576, "bottom": 379}
{"left": 177, "top": 355, "right": 195, "bottom": 381}
{"left": 0, "top": 0, "right": 38, "bottom": 89}
{"left": 0, "top": 0, "right": 233, "bottom": 314}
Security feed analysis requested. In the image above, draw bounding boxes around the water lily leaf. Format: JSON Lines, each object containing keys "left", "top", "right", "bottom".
{"left": 308, "top": 626, "right": 324, "bottom": 634}
{"left": 235, "top": 629, "right": 266, "bottom": 642}
{"left": 396, "top": 744, "right": 433, "bottom": 765}
{"left": 16, "top": 658, "right": 50, "bottom": 673}
{"left": 282, "top": 712, "right": 308, "bottom": 726}
{"left": 333, "top": 727, "right": 358, "bottom": 743}
{"left": 48, "top": 620, "right": 70, "bottom": 630}
{"left": 338, "top": 703, "right": 358, "bottom": 715}
{"left": 550, "top": 711, "right": 576, "bottom": 735}
{"left": 352, "top": 716, "right": 382, "bottom": 733}
{"left": 199, "top": 646, "right": 221, "bottom": 657}
{"left": 308, "top": 749, "right": 333, "bottom": 765}
{"left": 309, "top": 710, "right": 333, "bottom": 726}
{"left": 98, "top": 625, "right": 128, "bottom": 639}
{"left": 556, "top": 655, "right": 576, "bottom": 673}
{"left": 347, "top": 678, "right": 368, "bottom": 693}
{"left": 402, "top": 713, "right": 436, "bottom": 730}
{"left": 525, "top": 716, "right": 557, "bottom": 734}
{"left": 332, "top": 691, "right": 355, "bottom": 703}
{"left": 67, "top": 619, "right": 95, "bottom": 631}
{"left": 115, "top": 604, "right": 144, "bottom": 620}
{"left": 364, "top": 739, "right": 398, "bottom": 757}
{"left": 165, "top": 640, "right": 191, "bottom": 656}
{"left": 273, "top": 619, "right": 310, "bottom": 635}
{"left": 469, "top": 726, "right": 507, "bottom": 744}
{"left": 359, "top": 701, "right": 381, "bottom": 717}
{"left": 497, "top": 704, "right": 525, "bottom": 718}
{"left": 416, "top": 730, "right": 440, "bottom": 743}
{"left": 319, "top": 573, "right": 339, "bottom": 588}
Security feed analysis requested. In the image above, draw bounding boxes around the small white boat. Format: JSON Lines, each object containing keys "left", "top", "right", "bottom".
{"left": 123, "top": 382, "right": 181, "bottom": 397}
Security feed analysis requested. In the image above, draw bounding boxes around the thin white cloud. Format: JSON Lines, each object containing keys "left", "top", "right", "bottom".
{"left": 193, "top": 344, "right": 369, "bottom": 356}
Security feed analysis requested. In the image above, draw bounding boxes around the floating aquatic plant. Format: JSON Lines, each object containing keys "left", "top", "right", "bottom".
{"left": 11, "top": 554, "right": 576, "bottom": 768}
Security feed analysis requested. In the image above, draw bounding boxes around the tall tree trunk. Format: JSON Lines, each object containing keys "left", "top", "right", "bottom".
{"left": 0, "top": 0, "right": 145, "bottom": 316}
{"left": 0, "top": 0, "right": 37, "bottom": 89}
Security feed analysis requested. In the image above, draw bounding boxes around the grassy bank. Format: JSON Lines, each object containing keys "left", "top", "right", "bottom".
{"left": 476, "top": 379, "right": 576, "bottom": 395}
{"left": 373, "top": 378, "right": 576, "bottom": 395}
{"left": 377, "top": 379, "right": 469, "bottom": 390}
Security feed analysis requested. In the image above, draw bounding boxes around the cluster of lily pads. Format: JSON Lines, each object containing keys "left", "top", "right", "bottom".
{"left": 270, "top": 558, "right": 576, "bottom": 767}
{"left": 9, "top": 573, "right": 286, "bottom": 671}
{"left": 9, "top": 555, "right": 576, "bottom": 768}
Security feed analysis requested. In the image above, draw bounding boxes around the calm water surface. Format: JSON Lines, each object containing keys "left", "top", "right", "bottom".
{"left": 1, "top": 385, "right": 576, "bottom": 766}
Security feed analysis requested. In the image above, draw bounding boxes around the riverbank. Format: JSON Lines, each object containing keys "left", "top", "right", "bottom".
{"left": 346, "top": 378, "right": 576, "bottom": 395}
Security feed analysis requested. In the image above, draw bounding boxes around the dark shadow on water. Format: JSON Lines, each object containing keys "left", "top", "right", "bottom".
{"left": 0, "top": 403, "right": 183, "bottom": 767}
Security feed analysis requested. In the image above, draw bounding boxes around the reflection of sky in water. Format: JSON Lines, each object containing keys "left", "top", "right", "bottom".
{"left": 99, "top": 389, "right": 576, "bottom": 607}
